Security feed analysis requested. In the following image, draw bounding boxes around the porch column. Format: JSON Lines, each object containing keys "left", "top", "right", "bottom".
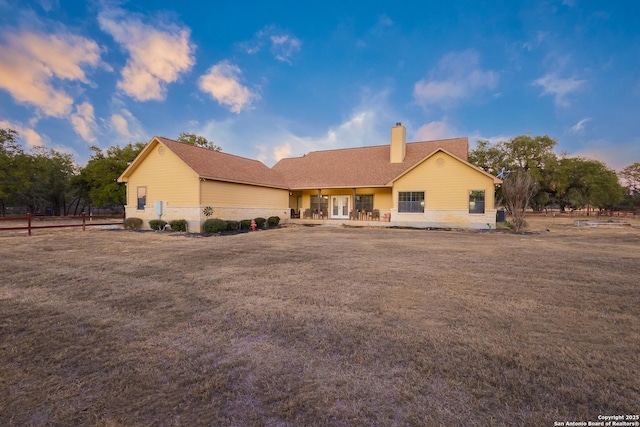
{"left": 317, "top": 189, "right": 322, "bottom": 218}
{"left": 352, "top": 188, "right": 356, "bottom": 219}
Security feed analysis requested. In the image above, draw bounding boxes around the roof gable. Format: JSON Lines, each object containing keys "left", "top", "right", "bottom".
{"left": 388, "top": 147, "right": 502, "bottom": 185}
{"left": 271, "top": 137, "right": 470, "bottom": 189}
{"left": 118, "top": 137, "right": 288, "bottom": 189}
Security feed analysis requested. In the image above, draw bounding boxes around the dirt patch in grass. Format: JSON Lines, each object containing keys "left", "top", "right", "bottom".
{"left": 1, "top": 222, "right": 639, "bottom": 426}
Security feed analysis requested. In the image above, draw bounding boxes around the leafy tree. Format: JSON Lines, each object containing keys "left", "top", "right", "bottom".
{"left": 468, "top": 140, "right": 504, "bottom": 174}
{"left": 470, "top": 135, "right": 561, "bottom": 211}
{"left": 74, "top": 143, "right": 146, "bottom": 210}
{"left": 555, "top": 157, "right": 624, "bottom": 213}
{"left": 8, "top": 146, "right": 76, "bottom": 215}
{"left": 0, "top": 129, "right": 25, "bottom": 215}
{"left": 177, "top": 132, "right": 222, "bottom": 151}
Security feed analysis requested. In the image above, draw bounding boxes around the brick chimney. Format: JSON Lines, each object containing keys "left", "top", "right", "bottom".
{"left": 390, "top": 122, "right": 406, "bottom": 163}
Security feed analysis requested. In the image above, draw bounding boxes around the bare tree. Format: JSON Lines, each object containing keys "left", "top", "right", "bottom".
{"left": 502, "top": 169, "right": 537, "bottom": 232}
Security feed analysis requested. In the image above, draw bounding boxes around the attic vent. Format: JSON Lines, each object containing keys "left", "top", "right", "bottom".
{"left": 158, "top": 146, "right": 165, "bottom": 155}
{"left": 436, "top": 157, "right": 445, "bottom": 167}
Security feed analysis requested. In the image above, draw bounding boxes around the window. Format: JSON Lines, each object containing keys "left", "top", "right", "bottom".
{"left": 355, "top": 194, "right": 373, "bottom": 212}
{"left": 310, "top": 195, "right": 328, "bottom": 213}
{"left": 398, "top": 191, "right": 424, "bottom": 213}
{"left": 137, "top": 187, "right": 146, "bottom": 210}
{"left": 469, "top": 190, "right": 485, "bottom": 214}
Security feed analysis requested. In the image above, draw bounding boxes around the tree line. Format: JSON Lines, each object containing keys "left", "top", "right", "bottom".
{"left": 469, "top": 135, "right": 640, "bottom": 214}
{"left": 0, "top": 129, "right": 220, "bottom": 216}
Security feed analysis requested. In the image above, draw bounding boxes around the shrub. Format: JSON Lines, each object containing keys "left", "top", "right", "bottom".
{"left": 267, "top": 216, "right": 280, "bottom": 227}
{"left": 225, "top": 220, "right": 239, "bottom": 231}
{"left": 254, "top": 217, "right": 266, "bottom": 229}
{"left": 169, "top": 219, "right": 187, "bottom": 232}
{"left": 124, "top": 217, "right": 143, "bottom": 230}
{"left": 203, "top": 218, "right": 226, "bottom": 233}
{"left": 149, "top": 219, "right": 167, "bottom": 230}
{"left": 240, "top": 219, "right": 252, "bottom": 230}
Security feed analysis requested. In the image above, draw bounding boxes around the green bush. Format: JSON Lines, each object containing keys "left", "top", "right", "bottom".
{"left": 169, "top": 219, "right": 187, "bottom": 232}
{"left": 267, "top": 216, "right": 280, "bottom": 227}
{"left": 149, "top": 219, "right": 167, "bottom": 230}
{"left": 254, "top": 217, "right": 266, "bottom": 229}
{"left": 240, "top": 219, "right": 252, "bottom": 230}
{"left": 203, "top": 218, "right": 226, "bottom": 233}
{"left": 225, "top": 220, "right": 239, "bottom": 231}
{"left": 124, "top": 217, "right": 143, "bottom": 230}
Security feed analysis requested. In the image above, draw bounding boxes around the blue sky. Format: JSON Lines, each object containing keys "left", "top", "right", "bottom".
{"left": 1, "top": 0, "right": 639, "bottom": 170}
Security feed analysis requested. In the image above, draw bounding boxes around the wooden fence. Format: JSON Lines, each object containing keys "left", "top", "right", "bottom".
{"left": 0, "top": 213, "right": 125, "bottom": 236}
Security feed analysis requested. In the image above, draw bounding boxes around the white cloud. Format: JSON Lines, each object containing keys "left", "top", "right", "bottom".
{"left": 414, "top": 50, "right": 498, "bottom": 109}
{"left": 270, "top": 34, "right": 301, "bottom": 63}
{"left": 0, "top": 30, "right": 101, "bottom": 117}
{"left": 0, "top": 120, "right": 45, "bottom": 148}
{"left": 414, "top": 120, "right": 460, "bottom": 141}
{"left": 532, "top": 73, "right": 586, "bottom": 107}
{"left": 572, "top": 139, "right": 640, "bottom": 171}
{"left": 191, "top": 89, "right": 395, "bottom": 166}
{"left": 273, "top": 143, "right": 292, "bottom": 162}
{"left": 37, "top": 0, "right": 59, "bottom": 12}
{"left": 98, "top": 8, "right": 195, "bottom": 101}
{"left": 198, "top": 61, "right": 257, "bottom": 113}
{"left": 111, "top": 114, "right": 130, "bottom": 137}
{"left": 70, "top": 101, "right": 97, "bottom": 142}
{"left": 570, "top": 118, "right": 591, "bottom": 133}
{"left": 265, "top": 109, "right": 385, "bottom": 164}
{"left": 242, "top": 26, "right": 301, "bottom": 63}
{"left": 109, "top": 108, "right": 144, "bottom": 140}
{"left": 522, "top": 31, "right": 546, "bottom": 51}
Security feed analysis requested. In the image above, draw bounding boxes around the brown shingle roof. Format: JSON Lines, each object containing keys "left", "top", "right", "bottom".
{"left": 156, "top": 137, "right": 288, "bottom": 189}
{"left": 272, "top": 137, "right": 469, "bottom": 188}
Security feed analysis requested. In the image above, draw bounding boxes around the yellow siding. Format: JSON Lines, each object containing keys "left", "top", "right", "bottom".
{"left": 126, "top": 143, "right": 200, "bottom": 207}
{"left": 201, "top": 180, "right": 289, "bottom": 208}
{"left": 393, "top": 152, "right": 495, "bottom": 210}
{"left": 390, "top": 125, "right": 406, "bottom": 163}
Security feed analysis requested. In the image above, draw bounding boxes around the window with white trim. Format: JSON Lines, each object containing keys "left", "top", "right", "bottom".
{"left": 469, "top": 190, "right": 485, "bottom": 214}
{"left": 398, "top": 191, "right": 425, "bottom": 213}
{"left": 137, "top": 187, "right": 146, "bottom": 210}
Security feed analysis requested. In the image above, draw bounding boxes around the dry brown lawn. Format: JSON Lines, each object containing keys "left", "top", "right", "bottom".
{"left": 1, "top": 217, "right": 639, "bottom": 426}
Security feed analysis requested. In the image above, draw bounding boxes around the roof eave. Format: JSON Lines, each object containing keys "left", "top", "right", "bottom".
{"left": 288, "top": 184, "right": 392, "bottom": 190}
{"left": 199, "top": 176, "right": 289, "bottom": 190}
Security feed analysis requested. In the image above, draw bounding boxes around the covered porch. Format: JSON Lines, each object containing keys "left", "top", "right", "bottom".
{"left": 288, "top": 187, "right": 392, "bottom": 222}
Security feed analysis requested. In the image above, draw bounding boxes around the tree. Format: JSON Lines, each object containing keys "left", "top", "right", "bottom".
{"left": 0, "top": 129, "right": 25, "bottom": 215}
{"left": 8, "top": 146, "right": 76, "bottom": 215}
{"left": 469, "top": 135, "right": 559, "bottom": 211}
{"left": 620, "top": 162, "right": 640, "bottom": 193}
{"left": 468, "top": 140, "right": 504, "bottom": 174}
{"left": 73, "top": 143, "right": 146, "bottom": 210}
{"left": 177, "top": 133, "right": 222, "bottom": 151}
{"left": 502, "top": 169, "right": 537, "bottom": 232}
{"left": 555, "top": 158, "right": 624, "bottom": 213}
{"left": 619, "top": 162, "right": 640, "bottom": 210}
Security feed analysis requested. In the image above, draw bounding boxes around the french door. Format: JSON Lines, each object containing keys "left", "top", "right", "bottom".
{"left": 331, "top": 195, "right": 350, "bottom": 219}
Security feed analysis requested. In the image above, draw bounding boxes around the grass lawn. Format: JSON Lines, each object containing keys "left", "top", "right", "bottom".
{"left": 1, "top": 218, "right": 639, "bottom": 426}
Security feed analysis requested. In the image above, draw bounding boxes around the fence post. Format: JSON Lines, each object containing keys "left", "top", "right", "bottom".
{"left": 27, "top": 213, "right": 32, "bottom": 236}
{"left": 82, "top": 212, "right": 86, "bottom": 231}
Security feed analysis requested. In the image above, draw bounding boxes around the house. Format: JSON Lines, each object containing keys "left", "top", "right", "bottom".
{"left": 117, "top": 137, "right": 290, "bottom": 232}
{"left": 118, "top": 123, "right": 501, "bottom": 232}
